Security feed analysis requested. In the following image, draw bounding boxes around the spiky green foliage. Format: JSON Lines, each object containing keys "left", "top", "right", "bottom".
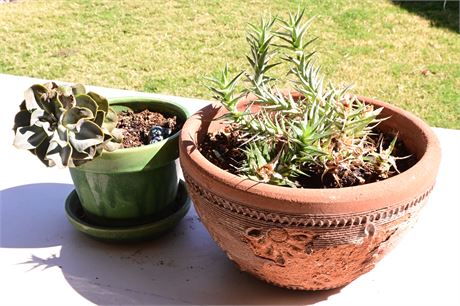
{"left": 13, "top": 82, "right": 123, "bottom": 168}
{"left": 245, "top": 17, "right": 279, "bottom": 92}
{"left": 206, "top": 64, "right": 244, "bottom": 114}
{"left": 207, "top": 10, "right": 406, "bottom": 188}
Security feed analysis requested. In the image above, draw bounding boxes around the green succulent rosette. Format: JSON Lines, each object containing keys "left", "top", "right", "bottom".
{"left": 13, "top": 82, "right": 122, "bottom": 167}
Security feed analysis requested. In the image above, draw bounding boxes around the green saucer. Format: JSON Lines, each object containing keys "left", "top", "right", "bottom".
{"left": 65, "top": 180, "right": 191, "bottom": 242}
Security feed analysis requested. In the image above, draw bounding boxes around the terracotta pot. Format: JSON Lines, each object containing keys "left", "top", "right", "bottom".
{"left": 179, "top": 96, "right": 441, "bottom": 290}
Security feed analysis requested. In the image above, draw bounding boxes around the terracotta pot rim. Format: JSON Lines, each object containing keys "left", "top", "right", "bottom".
{"left": 180, "top": 96, "right": 441, "bottom": 214}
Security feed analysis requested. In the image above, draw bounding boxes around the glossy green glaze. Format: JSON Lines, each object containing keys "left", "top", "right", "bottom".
{"left": 65, "top": 181, "right": 191, "bottom": 242}
{"left": 69, "top": 97, "right": 189, "bottom": 227}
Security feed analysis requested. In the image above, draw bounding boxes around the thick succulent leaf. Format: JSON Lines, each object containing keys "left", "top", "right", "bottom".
{"left": 47, "top": 127, "right": 69, "bottom": 149}
{"left": 71, "top": 160, "right": 87, "bottom": 167}
{"left": 24, "top": 84, "right": 48, "bottom": 111}
{"left": 85, "top": 146, "right": 98, "bottom": 159}
{"left": 57, "top": 85, "right": 73, "bottom": 97}
{"left": 36, "top": 93, "right": 60, "bottom": 117}
{"left": 46, "top": 142, "right": 72, "bottom": 168}
{"left": 103, "top": 107, "right": 118, "bottom": 131}
{"left": 34, "top": 120, "right": 54, "bottom": 137}
{"left": 40, "top": 94, "right": 63, "bottom": 117}
{"left": 29, "top": 108, "right": 45, "bottom": 126}
{"left": 13, "top": 109, "right": 32, "bottom": 131}
{"left": 71, "top": 148, "right": 92, "bottom": 160}
{"left": 57, "top": 92, "right": 75, "bottom": 110}
{"left": 110, "top": 128, "right": 124, "bottom": 143}
{"left": 61, "top": 107, "right": 94, "bottom": 128}
{"left": 13, "top": 125, "right": 48, "bottom": 150}
{"left": 43, "top": 82, "right": 58, "bottom": 91}
{"left": 71, "top": 146, "right": 99, "bottom": 167}
{"left": 19, "top": 100, "right": 27, "bottom": 111}
{"left": 71, "top": 84, "right": 86, "bottom": 96}
{"left": 75, "top": 94, "right": 98, "bottom": 115}
{"left": 14, "top": 82, "right": 121, "bottom": 168}
{"left": 103, "top": 140, "right": 122, "bottom": 152}
{"left": 70, "top": 135, "right": 104, "bottom": 153}
{"left": 103, "top": 133, "right": 113, "bottom": 142}
{"left": 52, "top": 97, "right": 65, "bottom": 119}
{"left": 57, "top": 125, "right": 69, "bottom": 143}
{"left": 87, "top": 91, "right": 109, "bottom": 113}
{"left": 75, "top": 119, "right": 104, "bottom": 137}
{"left": 70, "top": 120, "right": 104, "bottom": 152}
{"left": 33, "top": 136, "right": 53, "bottom": 167}
{"left": 92, "top": 110, "right": 105, "bottom": 127}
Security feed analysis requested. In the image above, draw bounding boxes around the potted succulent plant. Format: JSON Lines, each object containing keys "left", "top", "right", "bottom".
{"left": 13, "top": 82, "right": 190, "bottom": 242}
{"left": 179, "top": 10, "right": 441, "bottom": 290}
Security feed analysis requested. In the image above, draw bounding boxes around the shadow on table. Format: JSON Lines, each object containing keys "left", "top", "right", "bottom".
{"left": 2, "top": 183, "right": 340, "bottom": 305}
{"left": 392, "top": 0, "right": 459, "bottom": 33}
{"left": 1, "top": 183, "right": 74, "bottom": 248}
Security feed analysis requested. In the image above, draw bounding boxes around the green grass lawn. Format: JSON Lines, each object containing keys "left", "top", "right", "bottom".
{"left": 0, "top": 0, "right": 459, "bottom": 128}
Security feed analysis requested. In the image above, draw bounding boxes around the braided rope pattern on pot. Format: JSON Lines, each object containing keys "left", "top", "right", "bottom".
{"left": 183, "top": 172, "right": 433, "bottom": 227}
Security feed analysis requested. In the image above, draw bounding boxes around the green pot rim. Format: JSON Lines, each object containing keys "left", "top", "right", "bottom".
{"left": 74, "top": 96, "right": 190, "bottom": 173}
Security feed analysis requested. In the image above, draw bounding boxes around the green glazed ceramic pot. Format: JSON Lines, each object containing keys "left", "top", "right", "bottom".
{"left": 69, "top": 97, "right": 189, "bottom": 227}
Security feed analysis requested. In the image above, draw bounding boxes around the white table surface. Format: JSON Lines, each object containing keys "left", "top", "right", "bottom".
{"left": 1, "top": 73, "right": 459, "bottom": 306}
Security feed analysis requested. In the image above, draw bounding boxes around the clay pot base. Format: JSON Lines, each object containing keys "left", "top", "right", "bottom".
{"left": 186, "top": 173, "right": 431, "bottom": 290}
{"left": 65, "top": 180, "right": 191, "bottom": 243}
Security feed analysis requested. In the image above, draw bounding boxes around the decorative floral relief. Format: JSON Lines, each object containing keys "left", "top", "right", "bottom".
{"left": 243, "top": 227, "right": 316, "bottom": 266}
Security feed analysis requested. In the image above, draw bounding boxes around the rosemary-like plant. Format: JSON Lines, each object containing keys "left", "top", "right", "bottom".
{"left": 207, "top": 10, "right": 406, "bottom": 188}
